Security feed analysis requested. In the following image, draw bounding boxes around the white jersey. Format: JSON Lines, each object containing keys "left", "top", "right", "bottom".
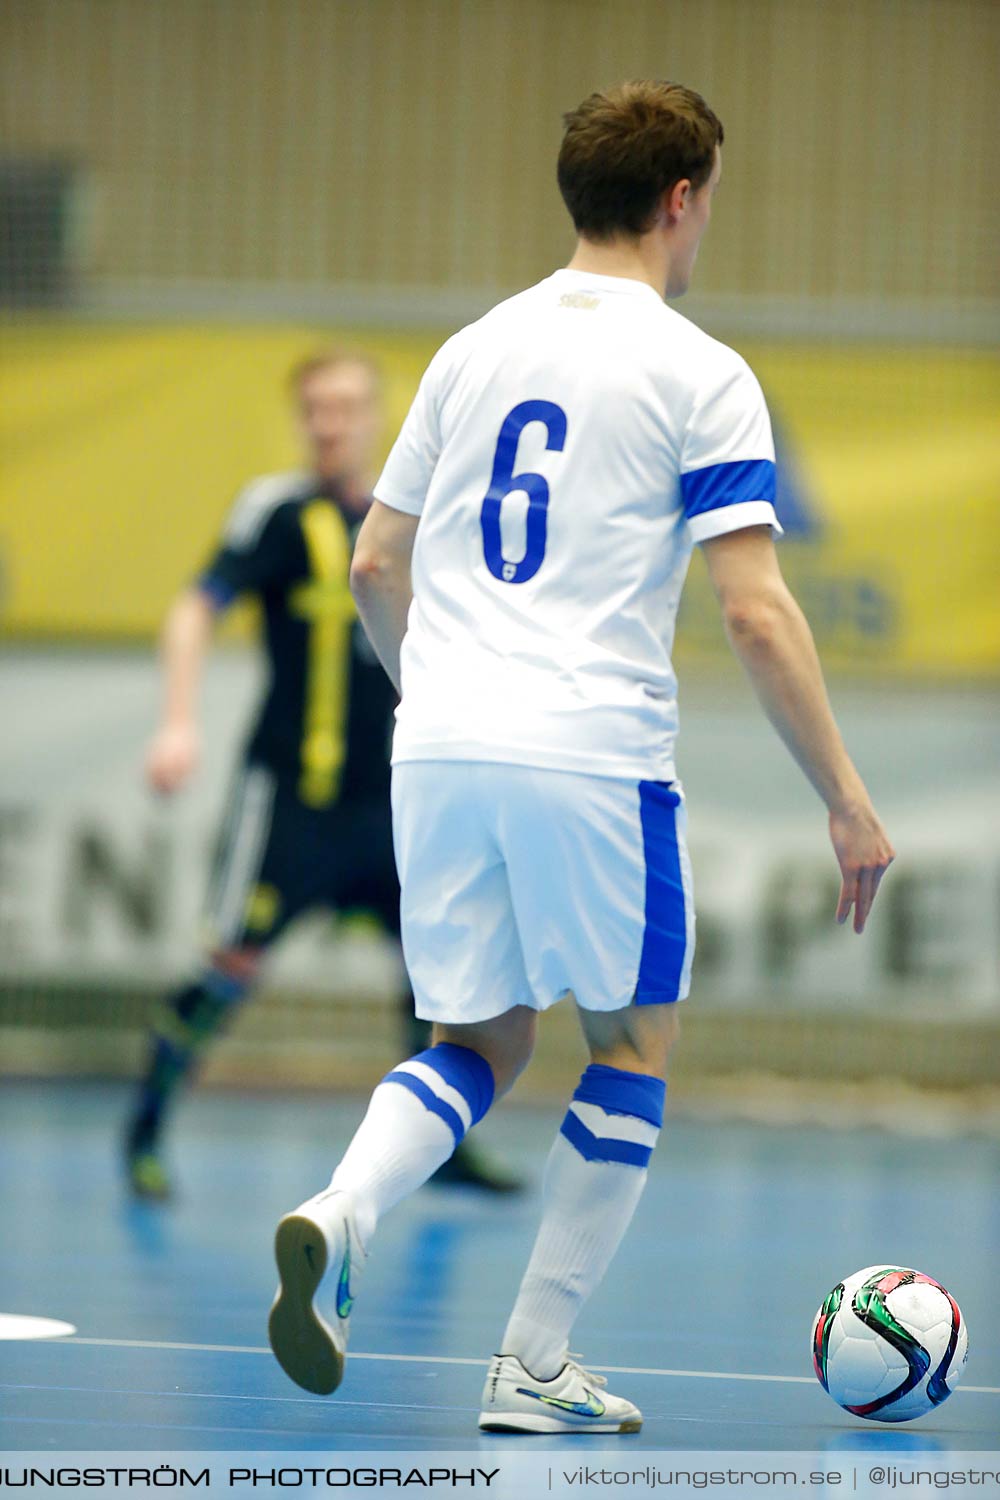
{"left": 374, "top": 268, "right": 780, "bottom": 781}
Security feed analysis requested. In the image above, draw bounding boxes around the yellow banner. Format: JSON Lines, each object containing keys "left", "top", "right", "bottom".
{"left": 1, "top": 323, "right": 998, "bottom": 675}
{"left": 679, "top": 346, "right": 1000, "bottom": 676}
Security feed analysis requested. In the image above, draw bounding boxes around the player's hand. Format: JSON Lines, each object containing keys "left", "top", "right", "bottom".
{"left": 828, "top": 802, "right": 895, "bottom": 935}
{"left": 145, "top": 723, "right": 200, "bottom": 795}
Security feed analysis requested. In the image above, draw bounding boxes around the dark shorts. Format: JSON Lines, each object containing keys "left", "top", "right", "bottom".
{"left": 204, "top": 761, "right": 399, "bottom": 951}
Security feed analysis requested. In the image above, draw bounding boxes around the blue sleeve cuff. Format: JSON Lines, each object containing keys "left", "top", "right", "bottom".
{"left": 196, "top": 574, "right": 237, "bottom": 611}
{"left": 680, "top": 457, "right": 776, "bottom": 519}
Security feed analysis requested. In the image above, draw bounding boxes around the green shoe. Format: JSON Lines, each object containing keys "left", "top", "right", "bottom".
{"left": 125, "top": 1135, "right": 173, "bottom": 1201}
{"left": 431, "top": 1137, "right": 526, "bottom": 1194}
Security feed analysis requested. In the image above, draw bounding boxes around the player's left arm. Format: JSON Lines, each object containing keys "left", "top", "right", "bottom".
{"left": 702, "top": 527, "right": 895, "bottom": 934}
{"left": 350, "top": 501, "right": 420, "bottom": 693}
{"left": 682, "top": 349, "right": 893, "bottom": 932}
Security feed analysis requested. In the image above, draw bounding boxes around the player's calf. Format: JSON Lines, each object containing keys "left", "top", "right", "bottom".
{"left": 433, "top": 1004, "right": 537, "bottom": 1097}
{"left": 579, "top": 998, "right": 681, "bottom": 1080}
{"left": 124, "top": 950, "right": 260, "bottom": 1199}
{"left": 499, "top": 1057, "right": 667, "bottom": 1386}
{"left": 326, "top": 1041, "right": 497, "bottom": 1245}
{"left": 269, "top": 1038, "right": 498, "bottom": 1393}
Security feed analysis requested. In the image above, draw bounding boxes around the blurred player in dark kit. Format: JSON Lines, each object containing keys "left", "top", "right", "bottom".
{"left": 124, "top": 351, "right": 522, "bottom": 1200}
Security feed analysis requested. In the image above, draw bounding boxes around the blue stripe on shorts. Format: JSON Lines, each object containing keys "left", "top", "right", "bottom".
{"left": 636, "top": 780, "right": 688, "bottom": 1004}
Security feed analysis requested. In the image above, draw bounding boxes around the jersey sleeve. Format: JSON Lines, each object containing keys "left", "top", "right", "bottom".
{"left": 680, "top": 353, "right": 783, "bottom": 545}
{"left": 372, "top": 352, "right": 447, "bottom": 517}
{"left": 197, "top": 484, "right": 301, "bottom": 608}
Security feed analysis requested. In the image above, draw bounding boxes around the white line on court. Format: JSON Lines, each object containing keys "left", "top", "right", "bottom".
{"left": 1, "top": 1381, "right": 468, "bottom": 1414}
{"left": 58, "top": 1339, "right": 1000, "bottom": 1395}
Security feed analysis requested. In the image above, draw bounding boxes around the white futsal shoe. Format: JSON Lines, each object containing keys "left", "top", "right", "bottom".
{"left": 268, "top": 1189, "right": 365, "bottom": 1395}
{"left": 479, "top": 1353, "right": 642, "bottom": 1434}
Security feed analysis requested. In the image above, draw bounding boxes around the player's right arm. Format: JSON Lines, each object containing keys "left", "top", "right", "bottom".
{"left": 145, "top": 587, "right": 216, "bottom": 794}
{"left": 701, "top": 525, "right": 895, "bottom": 935}
{"left": 145, "top": 478, "right": 300, "bottom": 795}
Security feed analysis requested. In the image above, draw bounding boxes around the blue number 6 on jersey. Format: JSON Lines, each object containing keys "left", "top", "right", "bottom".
{"left": 480, "top": 400, "right": 567, "bottom": 585}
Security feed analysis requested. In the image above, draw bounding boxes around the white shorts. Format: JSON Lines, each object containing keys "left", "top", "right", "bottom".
{"left": 391, "top": 761, "right": 695, "bottom": 1024}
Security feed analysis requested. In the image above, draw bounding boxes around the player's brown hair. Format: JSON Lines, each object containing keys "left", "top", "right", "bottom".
{"left": 288, "top": 349, "right": 383, "bottom": 397}
{"left": 558, "top": 80, "right": 724, "bottom": 241}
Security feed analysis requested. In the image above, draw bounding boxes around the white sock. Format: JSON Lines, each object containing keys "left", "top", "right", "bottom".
{"left": 501, "top": 1063, "right": 666, "bottom": 1380}
{"left": 326, "top": 1043, "right": 495, "bottom": 1247}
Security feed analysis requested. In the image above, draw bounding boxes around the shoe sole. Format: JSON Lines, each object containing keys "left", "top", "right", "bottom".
{"left": 478, "top": 1412, "right": 642, "bottom": 1435}
{"left": 268, "top": 1213, "right": 344, "bottom": 1395}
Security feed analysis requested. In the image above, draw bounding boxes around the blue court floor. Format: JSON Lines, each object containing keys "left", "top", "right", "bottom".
{"left": 1, "top": 1080, "right": 997, "bottom": 1453}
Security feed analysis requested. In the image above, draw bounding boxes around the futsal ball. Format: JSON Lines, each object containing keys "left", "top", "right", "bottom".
{"left": 811, "top": 1265, "right": 968, "bottom": 1422}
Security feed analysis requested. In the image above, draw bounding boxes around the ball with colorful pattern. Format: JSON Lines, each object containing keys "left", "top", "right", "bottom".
{"left": 811, "top": 1265, "right": 968, "bottom": 1422}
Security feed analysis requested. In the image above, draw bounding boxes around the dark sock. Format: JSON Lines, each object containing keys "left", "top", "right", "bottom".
{"left": 127, "top": 969, "right": 248, "bottom": 1153}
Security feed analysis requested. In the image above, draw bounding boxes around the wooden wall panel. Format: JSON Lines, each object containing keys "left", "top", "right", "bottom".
{"left": 2, "top": 0, "right": 997, "bottom": 305}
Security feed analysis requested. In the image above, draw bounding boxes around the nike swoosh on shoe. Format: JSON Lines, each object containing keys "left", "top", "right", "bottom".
{"left": 515, "top": 1386, "right": 606, "bottom": 1418}
{"left": 336, "top": 1244, "right": 354, "bottom": 1319}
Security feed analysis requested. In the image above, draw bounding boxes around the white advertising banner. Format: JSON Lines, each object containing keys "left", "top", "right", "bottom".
{"left": 1, "top": 651, "right": 997, "bottom": 1014}
{"left": 0, "top": 793, "right": 997, "bottom": 1013}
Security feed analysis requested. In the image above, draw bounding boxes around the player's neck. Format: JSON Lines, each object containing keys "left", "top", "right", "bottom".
{"left": 566, "top": 236, "right": 668, "bottom": 300}
{"left": 314, "top": 469, "right": 372, "bottom": 514}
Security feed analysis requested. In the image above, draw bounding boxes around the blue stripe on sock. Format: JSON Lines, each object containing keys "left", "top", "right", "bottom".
{"left": 637, "top": 780, "right": 688, "bottom": 1003}
{"left": 382, "top": 1070, "right": 467, "bottom": 1146}
{"left": 572, "top": 1064, "right": 666, "bottom": 1129}
{"left": 559, "top": 1108, "right": 654, "bottom": 1169}
{"left": 413, "top": 1043, "right": 496, "bottom": 1126}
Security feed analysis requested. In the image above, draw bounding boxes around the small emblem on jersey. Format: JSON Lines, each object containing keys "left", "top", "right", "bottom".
{"left": 559, "top": 292, "right": 600, "bottom": 311}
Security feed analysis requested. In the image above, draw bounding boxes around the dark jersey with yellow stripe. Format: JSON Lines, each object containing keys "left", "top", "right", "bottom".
{"left": 198, "top": 471, "right": 395, "bottom": 807}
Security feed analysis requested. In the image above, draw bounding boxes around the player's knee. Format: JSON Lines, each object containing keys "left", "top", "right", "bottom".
{"left": 434, "top": 1006, "right": 536, "bottom": 1099}
{"left": 491, "top": 1047, "right": 535, "bottom": 1097}
{"left": 494, "top": 1009, "right": 537, "bottom": 1093}
{"left": 659, "top": 1005, "right": 682, "bottom": 1053}
{"left": 583, "top": 1001, "right": 681, "bottom": 1080}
